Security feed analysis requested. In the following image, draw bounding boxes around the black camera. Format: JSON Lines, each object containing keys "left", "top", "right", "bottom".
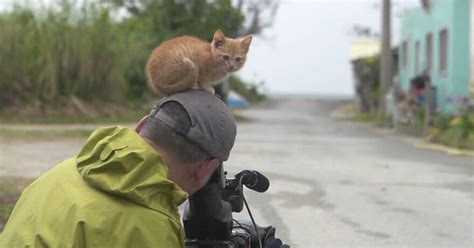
{"left": 182, "top": 165, "right": 288, "bottom": 248}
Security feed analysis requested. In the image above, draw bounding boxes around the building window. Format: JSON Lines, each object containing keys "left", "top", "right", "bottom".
{"left": 439, "top": 28, "right": 448, "bottom": 76}
{"left": 415, "top": 41, "right": 420, "bottom": 74}
{"left": 402, "top": 41, "right": 408, "bottom": 69}
{"left": 426, "top": 33, "right": 432, "bottom": 73}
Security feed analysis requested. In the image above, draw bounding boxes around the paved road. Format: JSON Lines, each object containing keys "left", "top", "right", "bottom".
{"left": 226, "top": 98, "right": 473, "bottom": 248}
{"left": 1, "top": 97, "right": 473, "bottom": 247}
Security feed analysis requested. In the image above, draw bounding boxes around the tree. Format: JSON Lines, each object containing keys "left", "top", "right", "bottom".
{"left": 233, "top": 0, "right": 278, "bottom": 37}
{"left": 108, "top": 0, "right": 278, "bottom": 100}
{"left": 110, "top": 0, "right": 278, "bottom": 36}
{"left": 350, "top": 24, "right": 380, "bottom": 39}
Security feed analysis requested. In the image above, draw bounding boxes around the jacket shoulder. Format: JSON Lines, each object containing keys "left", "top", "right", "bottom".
{"left": 0, "top": 158, "right": 184, "bottom": 248}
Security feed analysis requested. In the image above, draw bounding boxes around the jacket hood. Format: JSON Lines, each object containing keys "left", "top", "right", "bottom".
{"left": 76, "top": 126, "right": 188, "bottom": 218}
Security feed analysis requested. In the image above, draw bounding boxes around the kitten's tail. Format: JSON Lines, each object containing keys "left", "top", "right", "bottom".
{"left": 146, "top": 57, "right": 199, "bottom": 96}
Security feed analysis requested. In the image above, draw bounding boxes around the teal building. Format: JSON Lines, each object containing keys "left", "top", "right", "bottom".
{"left": 399, "top": 0, "right": 473, "bottom": 113}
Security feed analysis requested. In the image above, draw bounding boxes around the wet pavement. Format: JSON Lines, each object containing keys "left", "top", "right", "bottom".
{"left": 1, "top": 97, "right": 473, "bottom": 247}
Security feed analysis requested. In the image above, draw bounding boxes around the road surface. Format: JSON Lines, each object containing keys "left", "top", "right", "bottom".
{"left": 1, "top": 97, "right": 473, "bottom": 247}
{"left": 227, "top": 98, "right": 473, "bottom": 248}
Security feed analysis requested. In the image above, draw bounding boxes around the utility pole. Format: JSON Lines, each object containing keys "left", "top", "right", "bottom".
{"left": 379, "top": 0, "right": 392, "bottom": 115}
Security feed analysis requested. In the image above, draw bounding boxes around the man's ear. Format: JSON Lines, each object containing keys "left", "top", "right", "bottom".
{"left": 135, "top": 115, "right": 149, "bottom": 133}
{"left": 194, "top": 158, "right": 220, "bottom": 188}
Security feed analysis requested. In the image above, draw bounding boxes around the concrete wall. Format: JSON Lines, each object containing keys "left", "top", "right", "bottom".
{"left": 399, "top": 0, "right": 470, "bottom": 113}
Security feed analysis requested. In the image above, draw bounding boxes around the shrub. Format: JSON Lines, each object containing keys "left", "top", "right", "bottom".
{"left": 228, "top": 75, "right": 266, "bottom": 103}
{"left": 0, "top": 2, "right": 128, "bottom": 105}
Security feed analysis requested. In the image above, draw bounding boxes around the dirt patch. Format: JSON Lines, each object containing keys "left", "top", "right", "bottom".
{"left": 0, "top": 177, "right": 34, "bottom": 232}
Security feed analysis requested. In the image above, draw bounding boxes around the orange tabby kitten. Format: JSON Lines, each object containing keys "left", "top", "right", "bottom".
{"left": 146, "top": 29, "right": 252, "bottom": 95}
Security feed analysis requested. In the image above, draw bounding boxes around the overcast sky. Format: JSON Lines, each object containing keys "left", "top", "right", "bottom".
{"left": 238, "top": 0, "right": 420, "bottom": 96}
{"left": 0, "top": 0, "right": 420, "bottom": 97}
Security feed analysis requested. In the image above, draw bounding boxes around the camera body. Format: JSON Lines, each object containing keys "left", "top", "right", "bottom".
{"left": 183, "top": 166, "right": 281, "bottom": 248}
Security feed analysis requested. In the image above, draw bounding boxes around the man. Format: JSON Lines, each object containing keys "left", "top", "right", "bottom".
{"left": 0, "top": 90, "right": 237, "bottom": 247}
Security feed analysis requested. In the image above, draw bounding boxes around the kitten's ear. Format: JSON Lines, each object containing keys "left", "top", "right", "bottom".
{"left": 241, "top": 36, "right": 252, "bottom": 53}
{"left": 213, "top": 29, "right": 226, "bottom": 48}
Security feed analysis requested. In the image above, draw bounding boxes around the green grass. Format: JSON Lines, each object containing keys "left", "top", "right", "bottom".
{"left": 0, "top": 110, "right": 147, "bottom": 125}
{"left": 350, "top": 112, "right": 378, "bottom": 122}
{"left": 0, "top": 129, "right": 93, "bottom": 139}
{"left": 431, "top": 131, "right": 474, "bottom": 150}
{"left": 349, "top": 112, "right": 389, "bottom": 127}
{"left": 0, "top": 177, "right": 33, "bottom": 232}
{"left": 0, "top": 111, "right": 249, "bottom": 139}
{"left": 0, "top": 203, "right": 15, "bottom": 227}
{"left": 232, "top": 111, "right": 254, "bottom": 123}
{"left": 428, "top": 113, "right": 474, "bottom": 150}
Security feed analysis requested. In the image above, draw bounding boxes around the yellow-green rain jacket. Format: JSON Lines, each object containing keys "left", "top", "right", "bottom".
{"left": 0, "top": 126, "right": 188, "bottom": 248}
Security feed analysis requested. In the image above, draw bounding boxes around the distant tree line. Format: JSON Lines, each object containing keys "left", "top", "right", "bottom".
{"left": 0, "top": 0, "right": 276, "bottom": 108}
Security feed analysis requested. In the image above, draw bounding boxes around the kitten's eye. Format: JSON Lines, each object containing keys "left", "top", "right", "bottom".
{"left": 235, "top": 57, "right": 242, "bottom": 63}
{"left": 223, "top": 55, "right": 230, "bottom": 61}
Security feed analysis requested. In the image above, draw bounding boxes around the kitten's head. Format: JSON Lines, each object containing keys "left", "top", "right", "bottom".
{"left": 211, "top": 29, "right": 252, "bottom": 72}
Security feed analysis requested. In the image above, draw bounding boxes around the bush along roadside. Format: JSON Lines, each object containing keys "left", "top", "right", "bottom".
{"left": 228, "top": 75, "right": 266, "bottom": 104}
{"left": 427, "top": 96, "right": 474, "bottom": 150}
{"left": 345, "top": 92, "right": 474, "bottom": 151}
{"left": 0, "top": 0, "right": 253, "bottom": 122}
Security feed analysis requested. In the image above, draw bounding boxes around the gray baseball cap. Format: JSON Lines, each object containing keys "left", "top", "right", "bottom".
{"left": 149, "top": 90, "right": 237, "bottom": 161}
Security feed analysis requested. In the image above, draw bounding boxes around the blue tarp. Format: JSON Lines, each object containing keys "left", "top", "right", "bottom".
{"left": 226, "top": 91, "right": 249, "bottom": 109}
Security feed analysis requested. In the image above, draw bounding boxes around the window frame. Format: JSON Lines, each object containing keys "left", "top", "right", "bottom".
{"left": 426, "top": 33, "right": 433, "bottom": 73}
{"left": 439, "top": 28, "right": 448, "bottom": 77}
{"left": 415, "top": 40, "right": 420, "bottom": 75}
{"left": 402, "top": 41, "right": 409, "bottom": 69}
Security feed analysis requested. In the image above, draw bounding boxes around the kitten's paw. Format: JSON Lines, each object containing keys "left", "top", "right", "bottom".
{"left": 202, "top": 86, "right": 215, "bottom": 94}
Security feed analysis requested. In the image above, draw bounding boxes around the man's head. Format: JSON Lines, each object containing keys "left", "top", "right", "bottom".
{"left": 136, "top": 90, "right": 237, "bottom": 195}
